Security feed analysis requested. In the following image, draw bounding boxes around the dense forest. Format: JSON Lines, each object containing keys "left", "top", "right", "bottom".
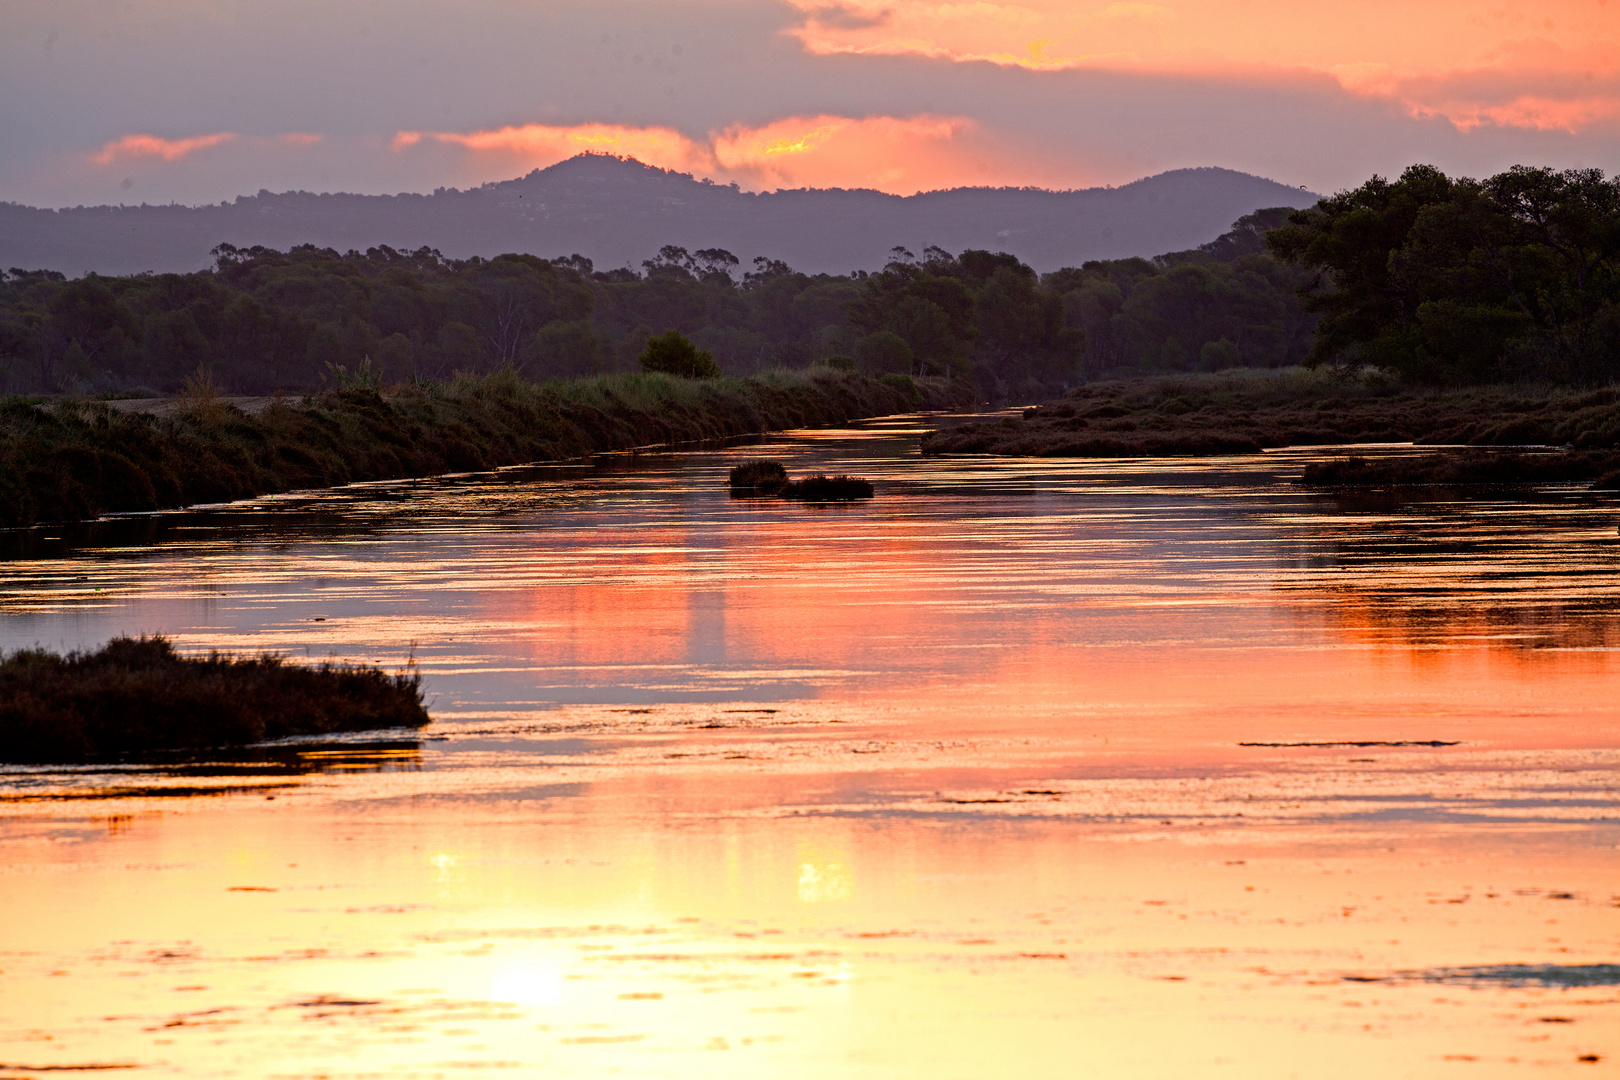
{"left": 1270, "top": 164, "right": 1620, "bottom": 386}
{"left": 0, "top": 211, "right": 1316, "bottom": 399}
{"left": 7, "top": 162, "right": 1614, "bottom": 398}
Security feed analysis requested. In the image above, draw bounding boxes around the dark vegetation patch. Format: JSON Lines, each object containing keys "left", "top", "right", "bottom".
{"left": 728, "top": 459, "right": 789, "bottom": 495}
{"left": 0, "top": 369, "right": 966, "bottom": 528}
{"left": 0, "top": 635, "right": 428, "bottom": 765}
{"left": 727, "top": 459, "right": 874, "bottom": 501}
{"left": 921, "top": 373, "right": 1620, "bottom": 469}
{"left": 1300, "top": 451, "right": 1620, "bottom": 487}
{"left": 781, "top": 475, "right": 874, "bottom": 501}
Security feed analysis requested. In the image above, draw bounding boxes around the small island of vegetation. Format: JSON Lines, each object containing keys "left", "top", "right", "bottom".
{"left": 729, "top": 459, "right": 874, "bottom": 501}
{"left": 0, "top": 636, "right": 429, "bottom": 765}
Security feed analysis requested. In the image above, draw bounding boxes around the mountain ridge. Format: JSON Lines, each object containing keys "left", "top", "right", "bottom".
{"left": 1, "top": 153, "right": 1319, "bottom": 277}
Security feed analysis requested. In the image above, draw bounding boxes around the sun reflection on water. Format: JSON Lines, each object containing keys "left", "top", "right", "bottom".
{"left": 0, "top": 418, "right": 1617, "bottom": 1076}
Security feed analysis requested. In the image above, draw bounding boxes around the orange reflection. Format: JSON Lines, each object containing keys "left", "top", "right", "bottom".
{"left": 0, "top": 780, "right": 1615, "bottom": 1076}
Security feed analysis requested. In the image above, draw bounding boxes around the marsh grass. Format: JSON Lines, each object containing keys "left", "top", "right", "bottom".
{"left": 0, "top": 368, "right": 969, "bottom": 528}
{"left": 176, "top": 364, "right": 229, "bottom": 424}
{"left": 0, "top": 636, "right": 429, "bottom": 764}
{"left": 922, "top": 369, "right": 1620, "bottom": 459}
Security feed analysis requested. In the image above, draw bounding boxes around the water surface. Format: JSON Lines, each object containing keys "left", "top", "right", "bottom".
{"left": 1, "top": 415, "right": 1616, "bottom": 1078}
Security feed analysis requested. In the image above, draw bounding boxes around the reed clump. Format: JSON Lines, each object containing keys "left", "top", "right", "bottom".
{"left": 0, "top": 636, "right": 429, "bottom": 764}
{"left": 0, "top": 368, "right": 970, "bottom": 528}
{"left": 921, "top": 370, "right": 1620, "bottom": 460}
{"left": 780, "top": 475, "right": 874, "bottom": 501}
{"left": 728, "top": 460, "right": 789, "bottom": 495}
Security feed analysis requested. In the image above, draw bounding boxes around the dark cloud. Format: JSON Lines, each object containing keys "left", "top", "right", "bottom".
{"left": 801, "top": 4, "right": 893, "bottom": 30}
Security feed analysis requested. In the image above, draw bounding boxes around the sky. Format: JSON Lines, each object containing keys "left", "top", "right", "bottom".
{"left": 1, "top": 0, "right": 1616, "bottom": 208}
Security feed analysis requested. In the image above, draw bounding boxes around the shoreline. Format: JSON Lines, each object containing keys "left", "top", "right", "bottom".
{"left": 0, "top": 368, "right": 973, "bottom": 531}
{"left": 920, "top": 370, "right": 1620, "bottom": 485}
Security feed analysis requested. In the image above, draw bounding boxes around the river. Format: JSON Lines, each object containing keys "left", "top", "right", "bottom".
{"left": 1, "top": 413, "right": 1616, "bottom": 1078}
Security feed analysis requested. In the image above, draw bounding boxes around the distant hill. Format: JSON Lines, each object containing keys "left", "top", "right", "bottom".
{"left": 0, "top": 154, "right": 1319, "bottom": 277}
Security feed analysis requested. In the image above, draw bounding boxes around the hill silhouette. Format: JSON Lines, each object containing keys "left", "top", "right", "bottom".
{"left": 0, "top": 154, "right": 1318, "bottom": 277}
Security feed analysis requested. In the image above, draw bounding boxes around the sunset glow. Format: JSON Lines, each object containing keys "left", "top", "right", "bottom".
{"left": 8, "top": 1, "right": 1620, "bottom": 1076}
{"left": 390, "top": 114, "right": 1032, "bottom": 194}
{"left": 4, "top": 0, "right": 1618, "bottom": 208}
{"left": 786, "top": 0, "right": 1620, "bottom": 132}
{"left": 396, "top": 123, "right": 716, "bottom": 177}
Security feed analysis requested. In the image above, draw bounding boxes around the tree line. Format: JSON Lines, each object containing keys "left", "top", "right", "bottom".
{"left": 14, "top": 163, "right": 1612, "bottom": 398}
{"left": 1269, "top": 164, "right": 1620, "bottom": 385}
{"left": 0, "top": 208, "right": 1331, "bottom": 398}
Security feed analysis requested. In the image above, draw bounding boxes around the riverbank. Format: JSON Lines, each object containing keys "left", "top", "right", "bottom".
{"left": 0, "top": 368, "right": 969, "bottom": 528}
{"left": 0, "top": 636, "right": 427, "bottom": 764}
{"left": 921, "top": 370, "right": 1620, "bottom": 478}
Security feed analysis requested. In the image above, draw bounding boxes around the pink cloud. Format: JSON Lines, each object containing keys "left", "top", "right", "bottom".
{"left": 89, "top": 132, "right": 237, "bottom": 166}
{"left": 396, "top": 123, "right": 717, "bottom": 175}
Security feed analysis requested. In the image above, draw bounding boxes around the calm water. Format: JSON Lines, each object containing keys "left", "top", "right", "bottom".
{"left": 1, "top": 414, "right": 1617, "bottom": 1078}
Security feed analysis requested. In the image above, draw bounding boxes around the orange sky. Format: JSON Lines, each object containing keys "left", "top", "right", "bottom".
{"left": 788, "top": 0, "right": 1620, "bottom": 132}
{"left": 7, "top": 0, "right": 1619, "bottom": 206}
{"left": 387, "top": 115, "right": 1035, "bottom": 193}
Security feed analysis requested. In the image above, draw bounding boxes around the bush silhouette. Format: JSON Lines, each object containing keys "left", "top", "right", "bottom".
{"left": 781, "top": 474, "right": 874, "bottom": 501}
{"left": 639, "top": 330, "right": 721, "bottom": 378}
{"left": 729, "top": 459, "right": 789, "bottom": 495}
{"left": 0, "top": 635, "right": 429, "bottom": 763}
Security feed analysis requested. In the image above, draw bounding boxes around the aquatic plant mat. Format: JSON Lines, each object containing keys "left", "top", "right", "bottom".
{"left": 0, "top": 368, "right": 968, "bottom": 528}
{"left": 0, "top": 636, "right": 428, "bottom": 764}
{"left": 922, "top": 370, "right": 1620, "bottom": 485}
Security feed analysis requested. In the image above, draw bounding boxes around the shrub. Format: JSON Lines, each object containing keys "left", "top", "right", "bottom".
{"left": 856, "top": 331, "right": 914, "bottom": 374}
{"left": 781, "top": 474, "right": 874, "bottom": 501}
{"left": 880, "top": 373, "right": 919, "bottom": 400}
{"left": 728, "top": 459, "right": 789, "bottom": 494}
{"left": 638, "top": 329, "right": 721, "bottom": 379}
